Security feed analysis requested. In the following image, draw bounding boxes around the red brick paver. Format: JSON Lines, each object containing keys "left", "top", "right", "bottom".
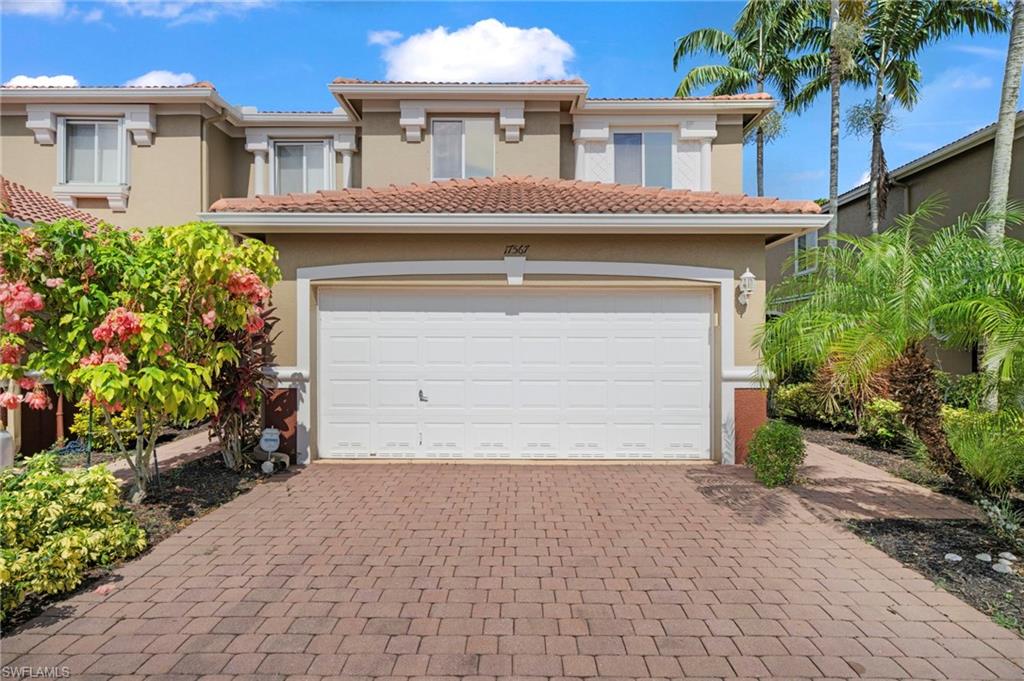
{"left": 3, "top": 461, "right": 1021, "bottom": 679}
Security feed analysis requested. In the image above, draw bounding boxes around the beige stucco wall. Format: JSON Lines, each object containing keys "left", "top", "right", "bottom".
{"left": 264, "top": 233, "right": 766, "bottom": 370}
{"left": 360, "top": 111, "right": 565, "bottom": 187}
{"left": 1, "top": 113, "right": 204, "bottom": 227}
{"left": 205, "top": 123, "right": 249, "bottom": 207}
{"left": 711, "top": 120, "right": 744, "bottom": 195}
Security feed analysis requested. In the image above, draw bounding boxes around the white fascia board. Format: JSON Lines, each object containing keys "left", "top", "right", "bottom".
{"left": 200, "top": 211, "right": 831, "bottom": 235}
{"left": 575, "top": 99, "right": 774, "bottom": 115}
{"left": 329, "top": 82, "right": 589, "bottom": 100}
{"left": 1, "top": 86, "right": 229, "bottom": 108}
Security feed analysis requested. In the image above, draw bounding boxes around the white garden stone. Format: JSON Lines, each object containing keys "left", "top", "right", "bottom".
{"left": 998, "top": 552, "right": 1018, "bottom": 562}
{"left": 992, "top": 562, "right": 1013, "bottom": 574}
{"left": 944, "top": 553, "right": 963, "bottom": 562}
{"left": 976, "top": 553, "right": 992, "bottom": 562}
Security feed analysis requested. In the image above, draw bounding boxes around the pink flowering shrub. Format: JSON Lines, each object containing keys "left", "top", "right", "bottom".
{"left": 0, "top": 217, "right": 279, "bottom": 500}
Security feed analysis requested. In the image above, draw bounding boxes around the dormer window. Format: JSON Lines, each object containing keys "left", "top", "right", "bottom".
{"left": 60, "top": 119, "right": 125, "bottom": 185}
{"left": 613, "top": 132, "right": 672, "bottom": 188}
{"left": 431, "top": 118, "right": 495, "bottom": 180}
{"left": 273, "top": 141, "right": 331, "bottom": 194}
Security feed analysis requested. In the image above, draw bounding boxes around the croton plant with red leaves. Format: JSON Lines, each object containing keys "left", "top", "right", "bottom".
{"left": 0, "top": 218, "right": 279, "bottom": 501}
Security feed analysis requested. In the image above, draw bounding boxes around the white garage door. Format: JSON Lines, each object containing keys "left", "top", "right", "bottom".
{"left": 317, "top": 287, "right": 712, "bottom": 460}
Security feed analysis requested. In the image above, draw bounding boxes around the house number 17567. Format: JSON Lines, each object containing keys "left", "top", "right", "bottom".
{"left": 504, "top": 244, "right": 530, "bottom": 256}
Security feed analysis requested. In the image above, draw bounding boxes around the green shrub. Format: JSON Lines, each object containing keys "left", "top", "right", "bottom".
{"left": 0, "top": 454, "right": 147, "bottom": 621}
{"left": 747, "top": 420, "right": 807, "bottom": 487}
{"left": 858, "top": 398, "right": 909, "bottom": 449}
{"left": 944, "top": 409, "right": 1024, "bottom": 493}
{"left": 772, "top": 382, "right": 855, "bottom": 429}
{"left": 70, "top": 398, "right": 136, "bottom": 452}
{"left": 938, "top": 372, "right": 991, "bottom": 409}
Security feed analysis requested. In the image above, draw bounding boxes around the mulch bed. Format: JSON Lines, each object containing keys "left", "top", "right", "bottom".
{"left": 2, "top": 452, "right": 267, "bottom": 633}
{"left": 848, "top": 518, "right": 1024, "bottom": 635}
{"left": 801, "top": 424, "right": 961, "bottom": 495}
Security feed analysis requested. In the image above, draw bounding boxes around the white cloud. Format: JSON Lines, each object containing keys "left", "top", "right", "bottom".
{"left": 3, "top": 73, "right": 79, "bottom": 87}
{"left": 1, "top": 0, "right": 66, "bottom": 17}
{"left": 123, "top": 70, "right": 196, "bottom": 87}
{"left": 2, "top": 0, "right": 271, "bottom": 24}
{"left": 375, "top": 18, "right": 575, "bottom": 82}
{"left": 368, "top": 29, "right": 402, "bottom": 47}
{"left": 949, "top": 44, "right": 1006, "bottom": 60}
{"left": 857, "top": 170, "right": 870, "bottom": 185}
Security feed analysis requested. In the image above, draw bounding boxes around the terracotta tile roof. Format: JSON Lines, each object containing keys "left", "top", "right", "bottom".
{"left": 0, "top": 176, "right": 104, "bottom": 226}
{"left": 209, "top": 176, "right": 820, "bottom": 216}
{"left": 332, "top": 77, "right": 587, "bottom": 85}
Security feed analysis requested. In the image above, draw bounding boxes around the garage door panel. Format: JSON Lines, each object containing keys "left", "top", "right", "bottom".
{"left": 318, "top": 288, "right": 712, "bottom": 460}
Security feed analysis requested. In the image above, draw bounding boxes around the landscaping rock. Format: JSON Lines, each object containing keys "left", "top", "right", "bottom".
{"left": 998, "top": 552, "right": 1018, "bottom": 562}
{"left": 993, "top": 562, "right": 1013, "bottom": 575}
{"left": 944, "top": 553, "right": 963, "bottom": 562}
{"left": 976, "top": 553, "right": 992, "bottom": 562}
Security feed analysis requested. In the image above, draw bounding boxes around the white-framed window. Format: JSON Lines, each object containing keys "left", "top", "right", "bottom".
{"left": 431, "top": 118, "right": 495, "bottom": 180}
{"left": 59, "top": 118, "right": 126, "bottom": 186}
{"left": 272, "top": 140, "right": 332, "bottom": 194}
{"left": 613, "top": 131, "right": 672, "bottom": 188}
{"left": 795, "top": 229, "right": 819, "bottom": 274}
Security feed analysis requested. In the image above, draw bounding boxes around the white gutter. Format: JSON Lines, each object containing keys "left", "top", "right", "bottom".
{"left": 577, "top": 100, "right": 774, "bottom": 114}
{"left": 199, "top": 210, "right": 829, "bottom": 235}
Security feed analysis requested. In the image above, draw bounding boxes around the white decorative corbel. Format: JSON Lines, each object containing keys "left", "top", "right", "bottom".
{"left": 499, "top": 103, "right": 525, "bottom": 143}
{"left": 399, "top": 102, "right": 426, "bottom": 142}
{"left": 504, "top": 256, "right": 526, "bottom": 285}
{"left": 677, "top": 116, "right": 718, "bottom": 141}
{"left": 25, "top": 106, "right": 56, "bottom": 145}
{"left": 124, "top": 106, "right": 156, "bottom": 146}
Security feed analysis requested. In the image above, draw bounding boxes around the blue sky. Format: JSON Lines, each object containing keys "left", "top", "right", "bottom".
{"left": 2, "top": 1, "right": 1017, "bottom": 200}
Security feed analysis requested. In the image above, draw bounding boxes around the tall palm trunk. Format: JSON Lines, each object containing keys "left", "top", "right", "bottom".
{"left": 755, "top": 77, "right": 766, "bottom": 196}
{"left": 868, "top": 70, "right": 885, "bottom": 233}
{"left": 828, "top": 0, "right": 841, "bottom": 239}
{"left": 987, "top": 0, "right": 1024, "bottom": 241}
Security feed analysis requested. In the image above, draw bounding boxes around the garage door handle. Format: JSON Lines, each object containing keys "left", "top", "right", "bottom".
{"left": 418, "top": 389, "right": 428, "bottom": 403}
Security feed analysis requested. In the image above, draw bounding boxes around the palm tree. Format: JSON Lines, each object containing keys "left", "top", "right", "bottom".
{"left": 987, "top": 0, "right": 1024, "bottom": 241}
{"left": 673, "top": 0, "right": 814, "bottom": 196}
{"left": 759, "top": 199, "right": 974, "bottom": 482}
{"left": 787, "top": 1, "right": 872, "bottom": 240}
{"left": 855, "top": 0, "right": 1005, "bottom": 233}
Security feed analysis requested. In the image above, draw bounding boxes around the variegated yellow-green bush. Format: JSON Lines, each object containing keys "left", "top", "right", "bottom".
{"left": 0, "top": 454, "right": 147, "bottom": 621}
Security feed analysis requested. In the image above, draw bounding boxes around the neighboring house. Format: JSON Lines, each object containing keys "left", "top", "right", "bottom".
{"left": 0, "top": 78, "right": 829, "bottom": 464}
{"left": 767, "top": 112, "right": 1024, "bottom": 374}
{"left": 0, "top": 176, "right": 103, "bottom": 455}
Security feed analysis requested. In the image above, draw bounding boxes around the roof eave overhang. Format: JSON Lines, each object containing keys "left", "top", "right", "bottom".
{"left": 0, "top": 86, "right": 229, "bottom": 108}
{"left": 576, "top": 100, "right": 775, "bottom": 115}
{"left": 199, "top": 211, "right": 829, "bottom": 236}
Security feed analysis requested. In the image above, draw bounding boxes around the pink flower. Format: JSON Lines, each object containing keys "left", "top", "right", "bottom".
{"left": 3, "top": 315, "right": 34, "bottom": 334}
{"left": 0, "top": 344, "right": 23, "bottom": 365}
{"left": 83, "top": 230, "right": 95, "bottom": 239}
{"left": 129, "top": 231, "right": 143, "bottom": 242}
{"left": 27, "top": 247, "right": 47, "bottom": 261}
{"left": 79, "top": 349, "right": 129, "bottom": 371}
{"left": 45, "top": 277, "right": 64, "bottom": 288}
{"left": 245, "top": 313, "right": 265, "bottom": 333}
{"left": 201, "top": 310, "right": 216, "bottom": 329}
{"left": 24, "top": 389, "right": 49, "bottom": 410}
{"left": 17, "top": 377, "right": 38, "bottom": 391}
{"left": 92, "top": 307, "right": 142, "bottom": 343}
{"left": 0, "top": 392, "right": 22, "bottom": 410}
{"left": 227, "top": 269, "right": 271, "bottom": 304}
{"left": 156, "top": 343, "right": 172, "bottom": 356}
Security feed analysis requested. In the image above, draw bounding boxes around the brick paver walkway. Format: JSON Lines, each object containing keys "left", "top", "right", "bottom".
{"left": 3, "top": 460, "right": 1022, "bottom": 680}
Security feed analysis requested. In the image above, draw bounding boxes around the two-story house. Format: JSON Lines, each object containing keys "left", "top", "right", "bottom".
{"left": 0, "top": 78, "right": 829, "bottom": 464}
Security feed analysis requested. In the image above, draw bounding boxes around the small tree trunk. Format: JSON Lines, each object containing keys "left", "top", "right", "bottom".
{"left": 130, "top": 410, "right": 152, "bottom": 503}
{"left": 828, "top": 0, "right": 841, "bottom": 240}
{"left": 887, "top": 343, "right": 971, "bottom": 489}
{"left": 987, "top": 0, "right": 1024, "bottom": 241}
{"left": 756, "top": 126, "right": 765, "bottom": 197}
{"left": 869, "top": 73, "right": 885, "bottom": 234}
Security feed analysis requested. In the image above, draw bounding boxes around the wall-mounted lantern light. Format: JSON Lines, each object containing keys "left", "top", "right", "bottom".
{"left": 738, "top": 268, "right": 757, "bottom": 305}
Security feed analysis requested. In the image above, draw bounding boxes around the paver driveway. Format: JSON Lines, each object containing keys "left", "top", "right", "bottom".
{"left": 3, "top": 461, "right": 1023, "bottom": 680}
